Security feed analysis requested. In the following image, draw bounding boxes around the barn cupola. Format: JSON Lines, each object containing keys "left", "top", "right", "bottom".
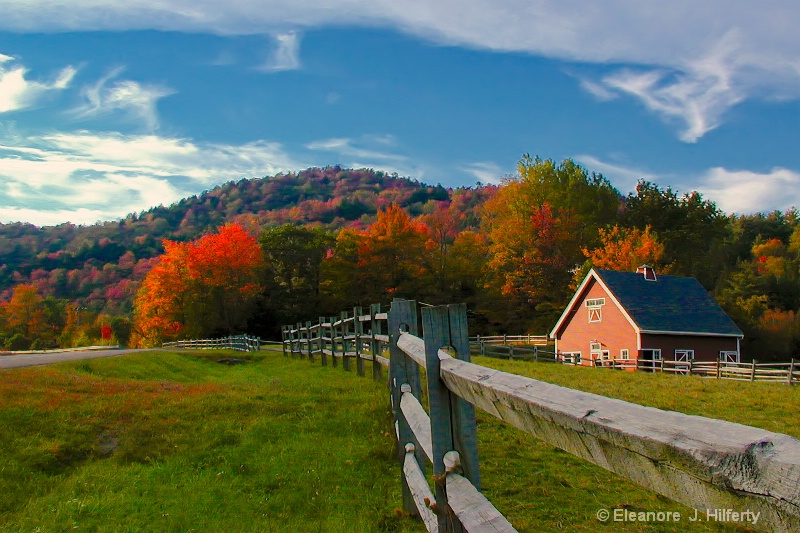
{"left": 636, "top": 264, "right": 657, "bottom": 281}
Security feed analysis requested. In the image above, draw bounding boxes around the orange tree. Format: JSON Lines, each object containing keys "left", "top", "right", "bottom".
{"left": 132, "top": 224, "right": 264, "bottom": 347}
{"left": 576, "top": 225, "right": 668, "bottom": 283}
{"left": 322, "top": 204, "right": 434, "bottom": 308}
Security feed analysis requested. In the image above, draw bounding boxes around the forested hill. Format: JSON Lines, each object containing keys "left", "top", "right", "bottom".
{"left": 0, "top": 166, "right": 487, "bottom": 312}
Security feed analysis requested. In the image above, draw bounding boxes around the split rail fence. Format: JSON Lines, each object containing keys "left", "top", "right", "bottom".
{"left": 475, "top": 338, "right": 799, "bottom": 384}
{"left": 283, "top": 300, "right": 800, "bottom": 533}
{"left": 163, "top": 334, "right": 262, "bottom": 352}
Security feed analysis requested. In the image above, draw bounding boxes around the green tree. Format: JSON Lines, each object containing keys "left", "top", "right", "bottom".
{"left": 620, "top": 181, "right": 728, "bottom": 287}
{"left": 259, "top": 224, "right": 334, "bottom": 323}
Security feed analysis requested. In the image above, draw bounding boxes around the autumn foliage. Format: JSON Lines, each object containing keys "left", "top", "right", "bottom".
{"left": 131, "top": 224, "right": 263, "bottom": 347}
{"left": 6, "top": 162, "right": 800, "bottom": 360}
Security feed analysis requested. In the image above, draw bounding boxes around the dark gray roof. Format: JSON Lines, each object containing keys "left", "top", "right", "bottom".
{"left": 594, "top": 268, "right": 743, "bottom": 337}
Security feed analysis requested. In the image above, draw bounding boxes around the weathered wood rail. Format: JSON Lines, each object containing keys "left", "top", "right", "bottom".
{"left": 284, "top": 300, "right": 800, "bottom": 533}
{"left": 163, "top": 334, "right": 262, "bottom": 352}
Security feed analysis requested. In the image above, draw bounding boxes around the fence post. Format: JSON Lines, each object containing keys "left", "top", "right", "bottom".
{"left": 688, "top": 359, "right": 693, "bottom": 376}
{"left": 281, "top": 326, "right": 288, "bottom": 357}
{"left": 789, "top": 358, "right": 796, "bottom": 386}
{"left": 751, "top": 360, "right": 758, "bottom": 382}
{"left": 306, "top": 321, "right": 314, "bottom": 362}
{"left": 354, "top": 306, "right": 365, "bottom": 377}
{"left": 332, "top": 316, "right": 341, "bottom": 368}
{"left": 509, "top": 344, "right": 515, "bottom": 360}
{"left": 717, "top": 357, "right": 721, "bottom": 379}
{"left": 370, "top": 303, "right": 383, "bottom": 381}
{"left": 444, "top": 304, "right": 481, "bottom": 491}
{"left": 534, "top": 346, "right": 538, "bottom": 363}
{"left": 388, "top": 299, "right": 423, "bottom": 517}
{"left": 422, "top": 304, "right": 480, "bottom": 532}
{"left": 341, "top": 311, "right": 351, "bottom": 371}
{"left": 319, "top": 316, "right": 328, "bottom": 366}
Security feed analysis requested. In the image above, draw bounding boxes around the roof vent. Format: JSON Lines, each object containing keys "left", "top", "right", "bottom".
{"left": 636, "top": 265, "right": 657, "bottom": 281}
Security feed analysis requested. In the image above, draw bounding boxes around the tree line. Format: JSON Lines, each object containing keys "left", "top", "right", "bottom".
{"left": 2, "top": 157, "right": 799, "bottom": 360}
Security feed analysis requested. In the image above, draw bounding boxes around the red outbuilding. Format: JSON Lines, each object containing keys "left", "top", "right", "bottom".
{"left": 549, "top": 266, "right": 744, "bottom": 368}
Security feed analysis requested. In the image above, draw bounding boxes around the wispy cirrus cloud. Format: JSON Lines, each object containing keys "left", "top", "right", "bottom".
{"left": 71, "top": 68, "right": 175, "bottom": 131}
{"left": 461, "top": 161, "right": 505, "bottom": 185}
{"left": 257, "top": 31, "right": 302, "bottom": 72}
{"left": 573, "top": 155, "right": 655, "bottom": 194}
{"left": 3, "top": 2, "right": 796, "bottom": 142}
{"left": 582, "top": 31, "right": 746, "bottom": 142}
{"left": 0, "top": 130, "right": 304, "bottom": 225}
{"left": 307, "top": 135, "right": 407, "bottom": 162}
{"left": 0, "top": 53, "right": 76, "bottom": 113}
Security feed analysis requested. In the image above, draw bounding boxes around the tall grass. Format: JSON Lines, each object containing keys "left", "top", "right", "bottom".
{"left": 0, "top": 350, "right": 422, "bottom": 532}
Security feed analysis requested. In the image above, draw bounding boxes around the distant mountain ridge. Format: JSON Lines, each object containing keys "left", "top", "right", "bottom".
{"left": 0, "top": 166, "right": 485, "bottom": 313}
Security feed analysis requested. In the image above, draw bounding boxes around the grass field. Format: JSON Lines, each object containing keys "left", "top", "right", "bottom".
{"left": 0, "top": 349, "right": 421, "bottom": 533}
{"left": 2, "top": 349, "right": 794, "bottom": 532}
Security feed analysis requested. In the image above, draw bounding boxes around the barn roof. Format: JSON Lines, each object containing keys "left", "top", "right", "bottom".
{"left": 551, "top": 268, "right": 744, "bottom": 338}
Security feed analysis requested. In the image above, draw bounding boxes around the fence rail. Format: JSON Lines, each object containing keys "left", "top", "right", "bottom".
{"left": 474, "top": 337, "right": 798, "bottom": 384}
{"left": 163, "top": 334, "right": 262, "bottom": 352}
{"left": 285, "top": 301, "right": 800, "bottom": 533}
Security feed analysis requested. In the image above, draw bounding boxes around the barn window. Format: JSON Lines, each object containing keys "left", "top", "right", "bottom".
{"left": 620, "top": 349, "right": 629, "bottom": 359}
{"left": 675, "top": 349, "right": 695, "bottom": 361}
{"left": 586, "top": 298, "right": 605, "bottom": 323}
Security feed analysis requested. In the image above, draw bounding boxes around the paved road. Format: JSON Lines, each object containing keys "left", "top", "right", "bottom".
{"left": 0, "top": 349, "right": 148, "bottom": 369}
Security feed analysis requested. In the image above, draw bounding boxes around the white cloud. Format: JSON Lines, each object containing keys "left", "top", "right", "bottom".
{"left": 574, "top": 155, "right": 654, "bottom": 194}
{"left": 3, "top": 2, "right": 796, "bottom": 141}
{"left": 72, "top": 69, "right": 175, "bottom": 130}
{"left": 461, "top": 162, "right": 504, "bottom": 185}
{"left": 306, "top": 135, "right": 407, "bottom": 162}
{"left": 589, "top": 31, "right": 746, "bottom": 142}
{"left": 257, "top": 31, "right": 302, "bottom": 72}
{"left": 695, "top": 167, "right": 800, "bottom": 215}
{"left": 0, "top": 53, "right": 76, "bottom": 112}
{"left": 0, "top": 130, "right": 305, "bottom": 225}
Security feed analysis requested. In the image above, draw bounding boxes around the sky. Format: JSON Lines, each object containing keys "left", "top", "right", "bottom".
{"left": 1, "top": 1, "right": 799, "bottom": 226}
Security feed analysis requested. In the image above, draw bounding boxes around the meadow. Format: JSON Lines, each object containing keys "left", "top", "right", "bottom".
{"left": 2, "top": 349, "right": 795, "bottom": 532}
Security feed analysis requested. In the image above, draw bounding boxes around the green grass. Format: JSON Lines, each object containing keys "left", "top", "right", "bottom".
{"left": 2, "top": 350, "right": 792, "bottom": 532}
{"left": 473, "top": 356, "right": 800, "bottom": 438}
{"left": 471, "top": 356, "right": 799, "bottom": 532}
{"left": 0, "top": 350, "right": 422, "bottom": 532}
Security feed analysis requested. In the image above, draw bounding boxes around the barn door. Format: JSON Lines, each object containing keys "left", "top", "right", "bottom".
{"left": 674, "top": 350, "right": 694, "bottom": 375}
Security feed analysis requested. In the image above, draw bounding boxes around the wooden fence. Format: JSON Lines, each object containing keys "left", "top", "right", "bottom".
{"left": 474, "top": 337, "right": 799, "bottom": 384}
{"left": 163, "top": 334, "right": 262, "bottom": 352}
{"left": 283, "top": 300, "right": 800, "bottom": 533}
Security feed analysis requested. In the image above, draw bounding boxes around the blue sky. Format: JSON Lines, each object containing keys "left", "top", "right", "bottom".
{"left": 1, "top": 1, "right": 799, "bottom": 226}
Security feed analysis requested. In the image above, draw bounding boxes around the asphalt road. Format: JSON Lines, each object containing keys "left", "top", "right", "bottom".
{"left": 0, "top": 349, "right": 147, "bottom": 369}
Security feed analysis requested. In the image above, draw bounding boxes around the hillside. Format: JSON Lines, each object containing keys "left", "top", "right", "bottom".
{"left": 0, "top": 167, "right": 488, "bottom": 314}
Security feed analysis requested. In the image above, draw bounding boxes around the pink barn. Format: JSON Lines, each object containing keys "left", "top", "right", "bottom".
{"left": 549, "top": 266, "right": 744, "bottom": 368}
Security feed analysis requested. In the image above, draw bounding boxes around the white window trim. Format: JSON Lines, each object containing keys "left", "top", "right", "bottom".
{"left": 585, "top": 298, "right": 606, "bottom": 307}
{"left": 588, "top": 307, "right": 602, "bottom": 323}
{"left": 620, "top": 348, "right": 629, "bottom": 359}
{"left": 720, "top": 350, "right": 739, "bottom": 363}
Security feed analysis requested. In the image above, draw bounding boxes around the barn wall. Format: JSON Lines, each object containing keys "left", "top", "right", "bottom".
{"left": 556, "top": 279, "right": 638, "bottom": 363}
{"left": 640, "top": 334, "right": 739, "bottom": 362}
